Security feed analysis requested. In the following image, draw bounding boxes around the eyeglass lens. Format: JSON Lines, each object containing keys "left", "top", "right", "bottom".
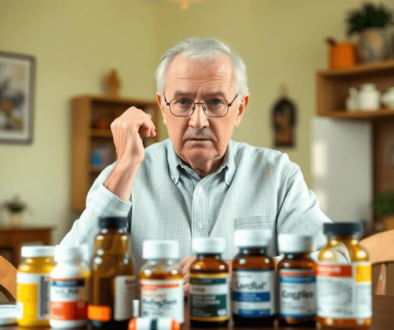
{"left": 170, "top": 98, "right": 228, "bottom": 117}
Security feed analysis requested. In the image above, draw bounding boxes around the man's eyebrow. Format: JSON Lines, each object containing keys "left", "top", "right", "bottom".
{"left": 172, "top": 91, "right": 228, "bottom": 99}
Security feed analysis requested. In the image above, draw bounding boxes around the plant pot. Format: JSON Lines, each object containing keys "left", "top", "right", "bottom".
{"left": 9, "top": 212, "right": 22, "bottom": 227}
{"left": 357, "top": 28, "right": 390, "bottom": 63}
{"left": 382, "top": 215, "right": 394, "bottom": 230}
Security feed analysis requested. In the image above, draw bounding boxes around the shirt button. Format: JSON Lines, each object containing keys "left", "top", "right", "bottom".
{"left": 198, "top": 222, "right": 203, "bottom": 230}
{"left": 198, "top": 187, "right": 203, "bottom": 195}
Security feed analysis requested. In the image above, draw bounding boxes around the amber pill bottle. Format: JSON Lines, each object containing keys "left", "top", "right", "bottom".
{"left": 189, "top": 237, "right": 230, "bottom": 328}
{"left": 139, "top": 240, "right": 184, "bottom": 324}
{"left": 277, "top": 234, "right": 316, "bottom": 327}
{"left": 232, "top": 229, "right": 276, "bottom": 326}
{"left": 88, "top": 217, "right": 135, "bottom": 329}
{"left": 317, "top": 222, "right": 372, "bottom": 329}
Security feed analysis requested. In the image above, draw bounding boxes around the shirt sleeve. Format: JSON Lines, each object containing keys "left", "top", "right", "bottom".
{"left": 61, "top": 163, "right": 132, "bottom": 259}
{"left": 277, "top": 163, "right": 350, "bottom": 263}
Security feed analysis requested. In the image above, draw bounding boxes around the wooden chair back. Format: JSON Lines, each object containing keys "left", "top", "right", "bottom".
{"left": 0, "top": 256, "right": 17, "bottom": 303}
{"left": 360, "top": 230, "right": 394, "bottom": 295}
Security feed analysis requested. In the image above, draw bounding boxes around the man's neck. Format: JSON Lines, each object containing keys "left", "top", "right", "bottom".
{"left": 179, "top": 155, "right": 225, "bottom": 179}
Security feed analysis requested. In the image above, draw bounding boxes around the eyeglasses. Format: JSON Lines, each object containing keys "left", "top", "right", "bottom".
{"left": 164, "top": 92, "right": 238, "bottom": 118}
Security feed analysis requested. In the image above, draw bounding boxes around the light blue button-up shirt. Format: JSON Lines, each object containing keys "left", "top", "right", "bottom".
{"left": 62, "top": 139, "right": 348, "bottom": 270}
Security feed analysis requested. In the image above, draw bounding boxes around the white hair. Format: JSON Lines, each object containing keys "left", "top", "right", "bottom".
{"left": 155, "top": 37, "right": 249, "bottom": 100}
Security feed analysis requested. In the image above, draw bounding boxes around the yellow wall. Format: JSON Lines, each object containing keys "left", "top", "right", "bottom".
{"left": 0, "top": 0, "right": 158, "bottom": 243}
{"left": 1, "top": 0, "right": 392, "bottom": 243}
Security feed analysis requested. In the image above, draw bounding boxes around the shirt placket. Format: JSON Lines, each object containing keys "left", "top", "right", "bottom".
{"left": 191, "top": 180, "right": 209, "bottom": 241}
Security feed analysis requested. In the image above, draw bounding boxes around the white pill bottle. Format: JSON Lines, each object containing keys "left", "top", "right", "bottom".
{"left": 50, "top": 245, "right": 90, "bottom": 329}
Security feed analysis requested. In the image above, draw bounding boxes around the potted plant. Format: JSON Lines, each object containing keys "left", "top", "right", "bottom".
{"left": 374, "top": 191, "right": 394, "bottom": 229}
{"left": 0, "top": 195, "right": 27, "bottom": 227}
{"left": 346, "top": 3, "right": 393, "bottom": 63}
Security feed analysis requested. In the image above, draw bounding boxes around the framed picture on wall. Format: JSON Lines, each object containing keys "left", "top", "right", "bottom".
{"left": 0, "top": 51, "right": 35, "bottom": 143}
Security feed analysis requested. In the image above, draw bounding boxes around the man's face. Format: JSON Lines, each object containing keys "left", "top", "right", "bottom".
{"left": 157, "top": 54, "right": 248, "bottom": 168}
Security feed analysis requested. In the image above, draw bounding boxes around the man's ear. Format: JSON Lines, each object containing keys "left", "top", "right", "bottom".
{"left": 234, "top": 95, "right": 249, "bottom": 127}
{"left": 156, "top": 92, "right": 167, "bottom": 125}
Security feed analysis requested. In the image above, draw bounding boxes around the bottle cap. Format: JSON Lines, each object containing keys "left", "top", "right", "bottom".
{"left": 21, "top": 246, "right": 55, "bottom": 258}
{"left": 323, "top": 222, "right": 363, "bottom": 236}
{"left": 54, "top": 245, "right": 84, "bottom": 262}
{"left": 234, "top": 229, "right": 272, "bottom": 247}
{"left": 192, "top": 237, "right": 226, "bottom": 254}
{"left": 278, "top": 234, "right": 314, "bottom": 253}
{"left": 142, "top": 240, "right": 179, "bottom": 259}
{"left": 99, "top": 216, "right": 127, "bottom": 229}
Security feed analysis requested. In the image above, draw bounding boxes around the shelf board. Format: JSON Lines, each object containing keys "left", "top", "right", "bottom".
{"left": 91, "top": 129, "right": 112, "bottom": 137}
{"left": 321, "top": 109, "right": 394, "bottom": 119}
{"left": 318, "top": 59, "right": 394, "bottom": 78}
{"left": 90, "top": 166, "right": 106, "bottom": 173}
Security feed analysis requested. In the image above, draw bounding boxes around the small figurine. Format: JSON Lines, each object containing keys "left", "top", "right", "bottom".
{"left": 104, "top": 69, "right": 121, "bottom": 97}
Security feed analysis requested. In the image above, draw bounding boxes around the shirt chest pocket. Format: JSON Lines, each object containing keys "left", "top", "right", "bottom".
{"left": 234, "top": 215, "right": 275, "bottom": 231}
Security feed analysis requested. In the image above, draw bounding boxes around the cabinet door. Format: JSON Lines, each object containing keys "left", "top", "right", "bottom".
{"left": 312, "top": 117, "right": 372, "bottom": 224}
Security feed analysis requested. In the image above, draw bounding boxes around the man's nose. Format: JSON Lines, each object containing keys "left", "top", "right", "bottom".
{"left": 188, "top": 103, "right": 209, "bottom": 129}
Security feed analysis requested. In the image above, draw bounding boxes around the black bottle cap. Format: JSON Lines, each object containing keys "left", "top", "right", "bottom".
{"left": 323, "top": 222, "right": 363, "bottom": 236}
{"left": 99, "top": 216, "right": 127, "bottom": 229}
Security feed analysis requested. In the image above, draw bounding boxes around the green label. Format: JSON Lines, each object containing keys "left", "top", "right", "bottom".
{"left": 189, "top": 276, "right": 230, "bottom": 319}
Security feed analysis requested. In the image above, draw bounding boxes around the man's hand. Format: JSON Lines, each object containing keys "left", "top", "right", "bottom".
{"left": 103, "top": 107, "right": 156, "bottom": 201}
{"left": 179, "top": 257, "right": 233, "bottom": 296}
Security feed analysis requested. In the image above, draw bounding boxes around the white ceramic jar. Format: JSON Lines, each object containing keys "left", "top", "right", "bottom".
{"left": 359, "top": 84, "right": 381, "bottom": 111}
{"left": 382, "top": 87, "right": 394, "bottom": 109}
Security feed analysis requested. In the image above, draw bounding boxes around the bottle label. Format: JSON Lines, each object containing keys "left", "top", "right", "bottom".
{"left": 50, "top": 278, "right": 87, "bottom": 321}
{"left": 232, "top": 270, "right": 275, "bottom": 318}
{"left": 317, "top": 262, "right": 372, "bottom": 319}
{"left": 189, "top": 274, "right": 230, "bottom": 322}
{"left": 114, "top": 275, "right": 135, "bottom": 321}
{"left": 17, "top": 273, "right": 51, "bottom": 321}
{"left": 279, "top": 269, "right": 316, "bottom": 319}
{"left": 140, "top": 279, "right": 184, "bottom": 323}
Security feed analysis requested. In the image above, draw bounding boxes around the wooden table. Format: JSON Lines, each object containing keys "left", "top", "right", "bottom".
{"left": 1, "top": 295, "right": 392, "bottom": 329}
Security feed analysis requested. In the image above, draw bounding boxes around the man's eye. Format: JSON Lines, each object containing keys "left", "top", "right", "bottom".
{"left": 176, "top": 99, "right": 192, "bottom": 106}
{"left": 207, "top": 99, "right": 224, "bottom": 106}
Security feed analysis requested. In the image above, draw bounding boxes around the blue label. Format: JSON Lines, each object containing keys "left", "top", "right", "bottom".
{"left": 238, "top": 309, "right": 270, "bottom": 318}
{"left": 280, "top": 276, "right": 316, "bottom": 284}
{"left": 51, "top": 279, "right": 85, "bottom": 287}
{"left": 233, "top": 291, "right": 270, "bottom": 302}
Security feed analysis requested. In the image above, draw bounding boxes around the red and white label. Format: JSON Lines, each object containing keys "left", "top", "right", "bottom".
{"left": 316, "top": 262, "right": 372, "bottom": 319}
{"left": 50, "top": 278, "right": 87, "bottom": 321}
{"left": 140, "top": 279, "right": 184, "bottom": 323}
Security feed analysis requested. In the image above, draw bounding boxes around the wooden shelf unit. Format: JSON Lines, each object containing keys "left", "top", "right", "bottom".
{"left": 71, "top": 95, "right": 160, "bottom": 211}
{"left": 316, "top": 60, "right": 394, "bottom": 215}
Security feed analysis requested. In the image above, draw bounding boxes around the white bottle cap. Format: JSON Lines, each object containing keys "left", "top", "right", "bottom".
{"left": 142, "top": 240, "right": 179, "bottom": 259}
{"left": 54, "top": 245, "right": 84, "bottom": 262}
{"left": 192, "top": 237, "right": 226, "bottom": 254}
{"left": 234, "top": 229, "right": 272, "bottom": 247}
{"left": 278, "top": 234, "right": 315, "bottom": 254}
{"left": 21, "top": 246, "right": 55, "bottom": 258}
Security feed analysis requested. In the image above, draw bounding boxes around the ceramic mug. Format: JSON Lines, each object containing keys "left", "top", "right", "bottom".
{"left": 382, "top": 87, "right": 394, "bottom": 110}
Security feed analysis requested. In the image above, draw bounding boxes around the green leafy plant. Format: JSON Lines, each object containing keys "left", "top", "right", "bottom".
{"left": 1, "top": 195, "right": 27, "bottom": 213}
{"left": 374, "top": 191, "right": 394, "bottom": 217}
{"left": 346, "top": 3, "right": 393, "bottom": 36}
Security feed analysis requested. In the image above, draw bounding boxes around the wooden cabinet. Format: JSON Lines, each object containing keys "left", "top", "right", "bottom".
{"left": 316, "top": 60, "right": 394, "bottom": 216}
{"left": 0, "top": 227, "right": 52, "bottom": 267}
{"left": 71, "top": 95, "right": 161, "bottom": 211}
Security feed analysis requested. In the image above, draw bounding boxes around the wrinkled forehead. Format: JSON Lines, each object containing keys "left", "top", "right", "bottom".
{"left": 166, "top": 54, "right": 235, "bottom": 94}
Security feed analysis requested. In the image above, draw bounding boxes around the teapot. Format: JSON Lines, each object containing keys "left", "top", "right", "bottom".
{"left": 359, "top": 84, "right": 381, "bottom": 111}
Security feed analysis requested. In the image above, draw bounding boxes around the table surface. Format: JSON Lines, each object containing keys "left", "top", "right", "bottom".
{"left": 1, "top": 295, "right": 392, "bottom": 330}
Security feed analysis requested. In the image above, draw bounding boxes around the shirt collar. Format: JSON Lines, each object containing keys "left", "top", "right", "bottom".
{"left": 166, "top": 139, "right": 236, "bottom": 186}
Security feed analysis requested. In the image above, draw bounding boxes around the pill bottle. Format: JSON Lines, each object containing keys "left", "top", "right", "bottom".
{"left": 277, "top": 233, "right": 316, "bottom": 327}
{"left": 232, "top": 229, "right": 276, "bottom": 326}
{"left": 128, "top": 318, "right": 180, "bottom": 330}
{"left": 17, "top": 246, "right": 56, "bottom": 327}
{"left": 189, "top": 237, "right": 230, "bottom": 328}
{"left": 88, "top": 216, "right": 135, "bottom": 329}
{"left": 317, "top": 222, "right": 372, "bottom": 328}
{"left": 50, "top": 245, "right": 90, "bottom": 328}
{"left": 139, "top": 240, "right": 184, "bottom": 324}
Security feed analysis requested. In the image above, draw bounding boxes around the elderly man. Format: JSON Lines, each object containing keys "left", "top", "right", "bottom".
{"left": 62, "top": 37, "right": 347, "bottom": 293}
